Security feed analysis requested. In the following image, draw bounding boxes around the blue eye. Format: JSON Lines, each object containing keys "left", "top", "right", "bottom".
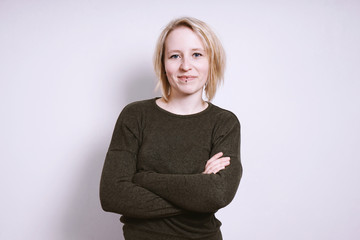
{"left": 170, "top": 54, "right": 180, "bottom": 59}
{"left": 193, "top": 53, "right": 202, "bottom": 57}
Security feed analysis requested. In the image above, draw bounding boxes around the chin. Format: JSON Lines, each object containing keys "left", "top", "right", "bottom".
{"left": 179, "top": 88, "right": 204, "bottom": 96}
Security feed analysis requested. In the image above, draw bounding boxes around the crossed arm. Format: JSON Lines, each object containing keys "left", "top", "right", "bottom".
{"left": 99, "top": 108, "right": 242, "bottom": 218}
{"left": 132, "top": 119, "right": 242, "bottom": 213}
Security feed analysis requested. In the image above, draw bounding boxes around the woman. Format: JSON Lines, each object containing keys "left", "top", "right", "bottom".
{"left": 100, "top": 17, "right": 242, "bottom": 240}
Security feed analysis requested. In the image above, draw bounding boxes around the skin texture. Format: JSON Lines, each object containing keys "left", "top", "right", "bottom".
{"left": 158, "top": 26, "right": 230, "bottom": 174}
{"left": 164, "top": 26, "right": 209, "bottom": 100}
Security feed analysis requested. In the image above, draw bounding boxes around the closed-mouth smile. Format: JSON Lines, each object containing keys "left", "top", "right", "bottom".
{"left": 178, "top": 75, "right": 197, "bottom": 82}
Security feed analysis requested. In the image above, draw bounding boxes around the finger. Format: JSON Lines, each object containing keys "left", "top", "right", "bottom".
{"left": 204, "top": 157, "right": 231, "bottom": 174}
{"left": 206, "top": 157, "right": 230, "bottom": 171}
{"left": 205, "top": 152, "right": 223, "bottom": 168}
{"left": 203, "top": 168, "right": 222, "bottom": 174}
{"left": 205, "top": 164, "right": 225, "bottom": 174}
{"left": 208, "top": 160, "right": 230, "bottom": 174}
{"left": 206, "top": 157, "right": 230, "bottom": 169}
{"left": 207, "top": 152, "right": 223, "bottom": 164}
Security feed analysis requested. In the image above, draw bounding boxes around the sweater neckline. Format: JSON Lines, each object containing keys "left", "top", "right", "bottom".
{"left": 153, "top": 97, "right": 213, "bottom": 118}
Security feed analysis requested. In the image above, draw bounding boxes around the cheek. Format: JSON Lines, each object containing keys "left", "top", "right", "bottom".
{"left": 164, "top": 61, "right": 177, "bottom": 74}
{"left": 199, "top": 62, "right": 210, "bottom": 77}
{"left": 164, "top": 63, "right": 176, "bottom": 83}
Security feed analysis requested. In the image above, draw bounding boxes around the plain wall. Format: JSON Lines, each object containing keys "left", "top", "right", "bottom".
{"left": 1, "top": 0, "right": 359, "bottom": 239}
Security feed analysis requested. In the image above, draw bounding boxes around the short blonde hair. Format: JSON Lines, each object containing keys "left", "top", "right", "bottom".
{"left": 153, "top": 17, "right": 226, "bottom": 101}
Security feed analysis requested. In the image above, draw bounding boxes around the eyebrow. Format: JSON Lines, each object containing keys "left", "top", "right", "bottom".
{"left": 167, "top": 48, "right": 205, "bottom": 53}
{"left": 191, "top": 48, "right": 205, "bottom": 51}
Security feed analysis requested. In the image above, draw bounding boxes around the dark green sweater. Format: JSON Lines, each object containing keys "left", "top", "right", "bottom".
{"left": 100, "top": 98, "right": 242, "bottom": 240}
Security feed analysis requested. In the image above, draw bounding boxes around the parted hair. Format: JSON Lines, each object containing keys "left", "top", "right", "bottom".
{"left": 153, "top": 17, "right": 226, "bottom": 101}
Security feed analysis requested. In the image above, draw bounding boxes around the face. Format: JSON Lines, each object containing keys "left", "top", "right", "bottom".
{"left": 164, "top": 26, "right": 209, "bottom": 99}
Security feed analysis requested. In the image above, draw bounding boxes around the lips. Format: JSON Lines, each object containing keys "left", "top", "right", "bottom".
{"left": 178, "top": 75, "right": 197, "bottom": 82}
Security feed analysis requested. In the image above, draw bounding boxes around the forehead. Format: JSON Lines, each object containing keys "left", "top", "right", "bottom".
{"left": 165, "top": 26, "right": 206, "bottom": 51}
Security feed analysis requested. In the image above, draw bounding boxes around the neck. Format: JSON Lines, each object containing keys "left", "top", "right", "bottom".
{"left": 161, "top": 92, "right": 208, "bottom": 115}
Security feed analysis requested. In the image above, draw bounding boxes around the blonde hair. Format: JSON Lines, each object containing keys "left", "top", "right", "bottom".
{"left": 153, "top": 17, "right": 226, "bottom": 101}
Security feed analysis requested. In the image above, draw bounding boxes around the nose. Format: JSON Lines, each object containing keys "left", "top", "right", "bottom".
{"left": 180, "top": 57, "right": 192, "bottom": 71}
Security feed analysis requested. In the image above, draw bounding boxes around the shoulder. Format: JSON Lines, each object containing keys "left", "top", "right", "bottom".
{"left": 209, "top": 103, "right": 241, "bottom": 127}
{"left": 208, "top": 103, "right": 241, "bottom": 143}
{"left": 115, "top": 98, "right": 156, "bottom": 126}
{"left": 122, "top": 98, "right": 155, "bottom": 114}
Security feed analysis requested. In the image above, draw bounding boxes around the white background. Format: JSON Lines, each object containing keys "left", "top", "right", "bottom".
{"left": 1, "top": 0, "right": 359, "bottom": 239}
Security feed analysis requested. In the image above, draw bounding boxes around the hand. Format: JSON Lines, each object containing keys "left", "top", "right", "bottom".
{"left": 203, "top": 152, "right": 230, "bottom": 174}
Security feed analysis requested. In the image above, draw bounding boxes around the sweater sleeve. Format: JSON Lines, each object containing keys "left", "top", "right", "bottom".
{"left": 100, "top": 105, "right": 184, "bottom": 219}
{"left": 132, "top": 112, "right": 242, "bottom": 213}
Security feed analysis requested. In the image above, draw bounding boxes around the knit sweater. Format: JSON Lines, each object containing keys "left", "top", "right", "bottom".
{"left": 100, "top": 98, "right": 242, "bottom": 240}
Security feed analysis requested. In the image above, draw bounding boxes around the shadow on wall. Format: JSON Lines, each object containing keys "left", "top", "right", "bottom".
{"left": 122, "top": 65, "right": 160, "bottom": 103}
{"left": 62, "top": 67, "right": 158, "bottom": 240}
